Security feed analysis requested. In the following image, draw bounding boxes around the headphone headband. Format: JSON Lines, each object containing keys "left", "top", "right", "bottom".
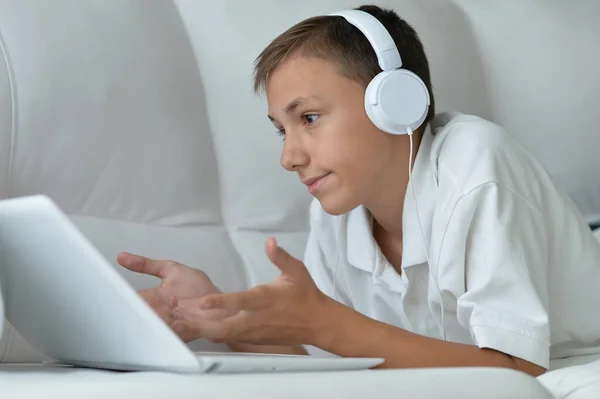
{"left": 328, "top": 10, "right": 402, "bottom": 71}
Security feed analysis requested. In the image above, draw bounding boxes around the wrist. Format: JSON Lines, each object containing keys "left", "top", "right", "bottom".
{"left": 307, "top": 295, "right": 355, "bottom": 350}
{"left": 308, "top": 295, "right": 393, "bottom": 357}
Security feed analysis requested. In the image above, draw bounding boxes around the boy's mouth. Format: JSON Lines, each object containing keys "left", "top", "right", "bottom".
{"left": 302, "top": 173, "right": 331, "bottom": 194}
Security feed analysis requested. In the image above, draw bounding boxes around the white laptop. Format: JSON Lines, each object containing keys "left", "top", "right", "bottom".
{"left": 0, "top": 195, "right": 384, "bottom": 373}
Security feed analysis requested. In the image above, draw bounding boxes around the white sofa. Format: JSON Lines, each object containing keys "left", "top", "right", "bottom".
{"left": 1, "top": 0, "right": 599, "bottom": 397}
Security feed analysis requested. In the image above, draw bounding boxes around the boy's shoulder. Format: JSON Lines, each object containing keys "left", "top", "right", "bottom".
{"left": 430, "top": 111, "right": 521, "bottom": 165}
{"left": 428, "top": 112, "right": 548, "bottom": 197}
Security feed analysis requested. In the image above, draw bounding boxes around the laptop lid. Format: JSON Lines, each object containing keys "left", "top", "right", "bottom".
{"left": 0, "top": 195, "right": 201, "bottom": 372}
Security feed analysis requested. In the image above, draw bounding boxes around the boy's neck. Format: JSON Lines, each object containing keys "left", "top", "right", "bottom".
{"left": 364, "top": 127, "right": 423, "bottom": 239}
{"left": 365, "top": 127, "right": 424, "bottom": 274}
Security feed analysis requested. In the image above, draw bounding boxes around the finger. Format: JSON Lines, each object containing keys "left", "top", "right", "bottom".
{"left": 171, "top": 298, "right": 237, "bottom": 323}
{"left": 117, "top": 252, "right": 171, "bottom": 279}
{"left": 265, "top": 237, "right": 306, "bottom": 278}
{"left": 172, "top": 312, "right": 249, "bottom": 342}
{"left": 199, "top": 287, "right": 271, "bottom": 312}
{"left": 169, "top": 318, "right": 205, "bottom": 343}
{"left": 168, "top": 306, "right": 206, "bottom": 342}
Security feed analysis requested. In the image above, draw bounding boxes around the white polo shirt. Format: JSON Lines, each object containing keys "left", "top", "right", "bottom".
{"left": 303, "top": 112, "right": 600, "bottom": 370}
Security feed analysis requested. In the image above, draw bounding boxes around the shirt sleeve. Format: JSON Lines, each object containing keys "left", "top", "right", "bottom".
{"left": 439, "top": 182, "right": 551, "bottom": 369}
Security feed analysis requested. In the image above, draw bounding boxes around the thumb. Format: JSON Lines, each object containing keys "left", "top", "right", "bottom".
{"left": 265, "top": 237, "right": 307, "bottom": 279}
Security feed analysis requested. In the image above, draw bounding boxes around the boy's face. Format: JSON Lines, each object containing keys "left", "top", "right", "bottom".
{"left": 265, "top": 56, "right": 399, "bottom": 215}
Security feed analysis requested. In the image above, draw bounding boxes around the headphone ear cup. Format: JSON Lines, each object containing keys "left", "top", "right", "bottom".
{"left": 364, "top": 70, "right": 430, "bottom": 135}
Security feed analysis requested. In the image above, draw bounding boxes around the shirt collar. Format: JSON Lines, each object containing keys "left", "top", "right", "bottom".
{"left": 345, "top": 123, "right": 438, "bottom": 272}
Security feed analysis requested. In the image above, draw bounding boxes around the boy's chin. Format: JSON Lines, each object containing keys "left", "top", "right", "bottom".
{"left": 316, "top": 194, "right": 359, "bottom": 216}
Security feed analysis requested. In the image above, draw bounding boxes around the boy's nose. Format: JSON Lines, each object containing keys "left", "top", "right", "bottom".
{"left": 280, "top": 138, "right": 309, "bottom": 171}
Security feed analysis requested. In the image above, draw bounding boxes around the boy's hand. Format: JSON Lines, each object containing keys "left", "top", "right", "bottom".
{"left": 117, "top": 252, "right": 223, "bottom": 343}
{"left": 170, "top": 238, "right": 332, "bottom": 346}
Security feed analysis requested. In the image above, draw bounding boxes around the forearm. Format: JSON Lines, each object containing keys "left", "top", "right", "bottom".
{"left": 227, "top": 342, "right": 308, "bottom": 355}
{"left": 312, "top": 299, "right": 544, "bottom": 376}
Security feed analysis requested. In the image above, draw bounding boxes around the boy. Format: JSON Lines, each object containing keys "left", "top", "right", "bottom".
{"left": 118, "top": 5, "right": 600, "bottom": 377}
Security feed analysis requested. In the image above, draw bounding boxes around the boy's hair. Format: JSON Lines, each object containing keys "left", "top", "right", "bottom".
{"left": 252, "top": 4, "right": 436, "bottom": 125}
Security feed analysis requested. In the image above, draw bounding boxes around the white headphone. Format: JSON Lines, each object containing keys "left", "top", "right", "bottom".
{"left": 328, "top": 10, "right": 447, "bottom": 341}
{"left": 329, "top": 9, "right": 430, "bottom": 136}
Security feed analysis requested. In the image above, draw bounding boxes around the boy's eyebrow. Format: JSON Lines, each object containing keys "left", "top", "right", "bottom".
{"left": 267, "top": 95, "right": 322, "bottom": 122}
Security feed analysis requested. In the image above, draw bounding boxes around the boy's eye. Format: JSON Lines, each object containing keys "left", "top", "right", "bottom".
{"left": 276, "top": 127, "right": 286, "bottom": 139}
{"left": 303, "top": 114, "right": 319, "bottom": 124}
